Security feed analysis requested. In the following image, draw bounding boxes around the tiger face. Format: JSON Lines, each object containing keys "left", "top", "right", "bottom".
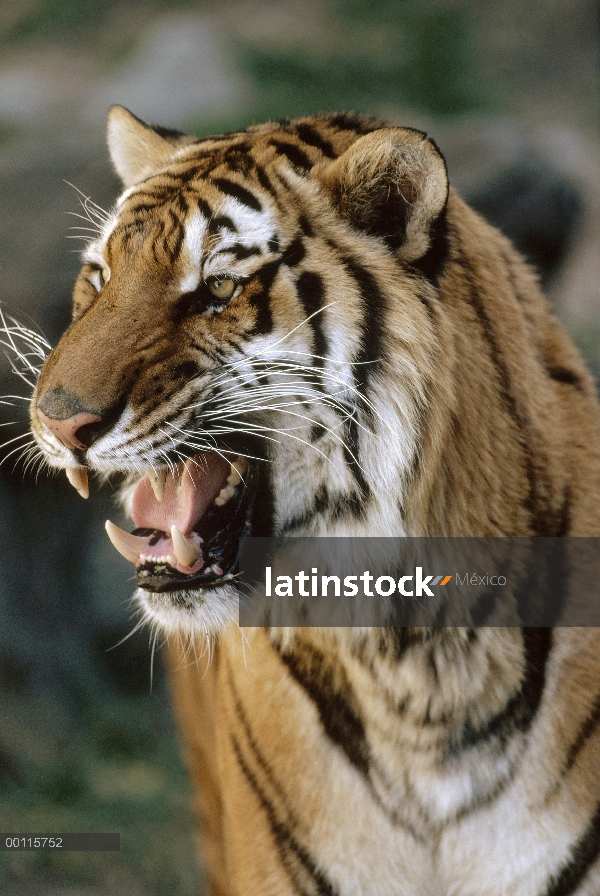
{"left": 30, "top": 108, "right": 450, "bottom": 634}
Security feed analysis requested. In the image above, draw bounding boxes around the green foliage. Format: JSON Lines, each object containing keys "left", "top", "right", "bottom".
{"left": 0, "top": 119, "right": 22, "bottom": 147}
{"left": 38, "top": 761, "right": 88, "bottom": 806}
{"left": 240, "top": 0, "right": 491, "bottom": 122}
{"left": 4, "top": 0, "right": 114, "bottom": 41}
{"left": 0, "top": 678, "right": 198, "bottom": 895}
{"left": 2, "top": 0, "right": 205, "bottom": 43}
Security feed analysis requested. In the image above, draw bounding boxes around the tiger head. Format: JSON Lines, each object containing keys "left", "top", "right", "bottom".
{"left": 31, "top": 107, "right": 587, "bottom": 634}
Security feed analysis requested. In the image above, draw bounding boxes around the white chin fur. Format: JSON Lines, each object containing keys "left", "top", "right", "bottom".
{"left": 134, "top": 582, "right": 239, "bottom": 637}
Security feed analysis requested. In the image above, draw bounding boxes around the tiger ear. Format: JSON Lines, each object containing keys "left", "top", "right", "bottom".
{"left": 107, "top": 105, "right": 194, "bottom": 188}
{"left": 318, "top": 127, "right": 449, "bottom": 263}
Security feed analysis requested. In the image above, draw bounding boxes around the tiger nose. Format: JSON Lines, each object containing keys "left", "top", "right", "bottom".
{"left": 36, "top": 388, "right": 102, "bottom": 451}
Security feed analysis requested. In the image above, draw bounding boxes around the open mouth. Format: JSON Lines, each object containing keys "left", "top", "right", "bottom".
{"left": 105, "top": 453, "right": 253, "bottom": 592}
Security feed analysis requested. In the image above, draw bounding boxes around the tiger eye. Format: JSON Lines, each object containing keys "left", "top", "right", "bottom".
{"left": 207, "top": 277, "right": 236, "bottom": 300}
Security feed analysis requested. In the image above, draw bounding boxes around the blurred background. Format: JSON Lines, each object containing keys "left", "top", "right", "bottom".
{"left": 0, "top": 0, "right": 598, "bottom": 893}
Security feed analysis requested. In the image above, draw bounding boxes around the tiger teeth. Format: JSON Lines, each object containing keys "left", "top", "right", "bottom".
{"left": 147, "top": 468, "right": 167, "bottom": 502}
{"left": 214, "top": 483, "right": 236, "bottom": 507}
{"left": 227, "top": 458, "right": 246, "bottom": 486}
{"left": 66, "top": 466, "right": 89, "bottom": 499}
{"left": 105, "top": 520, "right": 148, "bottom": 564}
{"left": 232, "top": 457, "right": 247, "bottom": 476}
{"left": 139, "top": 553, "right": 177, "bottom": 566}
{"left": 171, "top": 524, "right": 202, "bottom": 568}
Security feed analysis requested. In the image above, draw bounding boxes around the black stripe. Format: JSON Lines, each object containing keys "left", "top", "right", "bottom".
{"left": 168, "top": 161, "right": 219, "bottom": 186}
{"left": 543, "top": 799, "right": 600, "bottom": 896}
{"left": 255, "top": 165, "right": 279, "bottom": 199}
{"left": 223, "top": 146, "right": 254, "bottom": 176}
{"left": 514, "top": 539, "right": 570, "bottom": 626}
{"left": 331, "top": 490, "right": 367, "bottom": 520}
{"left": 546, "top": 365, "right": 585, "bottom": 393}
{"left": 280, "top": 485, "right": 331, "bottom": 533}
{"left": 194, "top": 196, "right": 213, "bottom": 220}
{"left": 172, "top": 360, "right": 197, "bottom": 382}
{"left": 150, "top": 219, "right": 165, "bottom": 263}
{"left": 327, "top": 112, "right": 378, "bottom": 134}
{"left": 281, "top": 236, "right": 306, "bottom": 268}
{"left": 270, "top": 638, "right": 429, "bottom": 842}
{"left": 211, "top": 177, "right": 262, "bottom": 212}
{"left": 412, "top": 205, "right": 450, "bottom": 284}
{"left": 228, "top": 667, "right": 308, "bottom": 830}
{"left": 207, "top": 214, "right": 236, "bottom": 234}
{"left": 342, "top": 256, "right": 385, "bottom": 408}
{"left": 564, "top": 690, "right": 600, "bottom": 774}
{"left": 299, "top": 215, "right": 314, "bottom": 238}
{"left": 127, "top": 200, "right": 158, "bottom": 217}
{"left": 457, "top": 245, "right": 557, "bottom": 536}
{"left": 172, "top": 190, "right": 189, "bottom": 216}
{"left": 556, "top": 486, "right": 572, "bottom": 537}
{"left": 449, "top": 628, "right": 553, "bottom": 755}
{"left": 248, "top": 439, "right": 275, "bottom": 535}
{"left": 164, "top": 209, "right": 184, "bottom": 261}
{"left": 293, "top": 123, "right": 337, "bottom": 159}
{"left": 247, "top": 259, "right": 281, "bottom": 335}
{"left": 227, "top": 243, "right": 262, "bottom": 261}
{"left": 277, "top": 641, "right": 371, "bottom": 777}
{"left": 295, "top": 272, "right": 327, "bottom": 361}
{"left": 342, "top": 416, "right": 370, "bottom": 506}
{"left": 270, "top": 139, "right": 313, "bottom": 172}
{"left": 144, "top": 405, "right": 194, "bottom": 437}
{"left": 230, "top": 734, "right": 339, "bottom": 896}
{"left": 467, "top": 583, "right": 500, "bottom": 625}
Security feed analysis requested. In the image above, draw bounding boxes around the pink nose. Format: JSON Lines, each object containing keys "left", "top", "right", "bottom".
{"left": 37, "top": 408, "right": 103, "bottom": 451}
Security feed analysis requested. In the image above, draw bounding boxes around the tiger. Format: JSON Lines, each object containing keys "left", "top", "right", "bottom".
{"left": 28, "top": 105, "right": 600, "bottom": 895}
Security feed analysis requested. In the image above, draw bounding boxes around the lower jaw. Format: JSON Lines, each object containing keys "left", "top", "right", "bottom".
{"left": 135, "top": 566, "right": 236, "bottom": 593}
{"left": 134, "top": 581, "right": 240, "bottom": 635}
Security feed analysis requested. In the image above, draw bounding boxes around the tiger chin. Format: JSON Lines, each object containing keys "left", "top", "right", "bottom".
{"left": 29, "top": 107, "right": 600, "bottom": 895}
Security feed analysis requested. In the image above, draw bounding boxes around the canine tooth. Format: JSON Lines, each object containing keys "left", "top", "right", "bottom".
{"left": 105, "top": 520, "right": 149, "bottom": 564}
{"left": 66, "top": 466, "right": 89, "bottom": 499}
{"left": 147, "top": 468, "right": 167, "bottom": 502}
{"left": 171, "top": 524, "right": 202, "bottom": 568}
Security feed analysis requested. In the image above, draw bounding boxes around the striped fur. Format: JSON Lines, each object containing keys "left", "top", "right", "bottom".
{"left": 31, "top": 108, "right": 600, "bottom": 894}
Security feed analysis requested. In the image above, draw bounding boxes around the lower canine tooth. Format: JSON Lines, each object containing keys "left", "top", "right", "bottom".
{"left": 147, "top": 468, "right": 167, "bottom": 502}
{"left": 105, "top": 520, "right": 148, "bottom": 564}
{"left": 171, "top": 524, "right": 202, "bottom": 568}
{"left": 66, "top": 466, "right": 89, "bottom": 499}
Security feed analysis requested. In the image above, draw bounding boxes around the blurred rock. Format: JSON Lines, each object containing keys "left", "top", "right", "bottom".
{"left": 435, "top": 118, "right": 600, "bottom": 333}
{"left": 87, "top": 15, "right": 250, "bottom": 127}
{"left": 468, "top": 161, "right": 582, "bottom": 289}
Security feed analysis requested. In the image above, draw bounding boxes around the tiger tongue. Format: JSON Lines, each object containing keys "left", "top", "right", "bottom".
{"left": 131, "top": 454, "right": 231, "bottom": 536}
